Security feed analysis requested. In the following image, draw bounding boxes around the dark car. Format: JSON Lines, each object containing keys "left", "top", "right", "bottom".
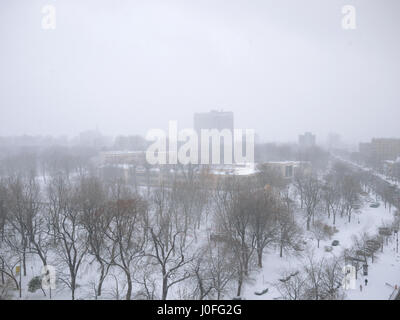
{"left": 331, "top": 240, "right": 340, "bottom": 246}
{"left": 369, "top": 202, "right": 380, "bottom": 208}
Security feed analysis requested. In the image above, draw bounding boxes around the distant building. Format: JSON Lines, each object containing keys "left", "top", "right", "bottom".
{"left": 100, "top": 151, "right": 146, "bottom": 165}
{"left": 259, "top": 161, "right": 311, "bottom": 179}
{"left": 209, "top": 163, "right": 257, "bottom": 177}
{"left": 77, "top": 130, "right": 112, "bottom": 149}
{"left": 194, "top": 110, "right": 234, "bottom": 133}
{"left": 194, "top": 110, "right": 234, "bottom": 164}
{"left": 298, "top": 132, "right": 316, "bottom": 148}
{"left": 327, "top": 133, "right": 343, "bottom": 150}
{"left": 359, "top": 138, "right": 400, "bottom": 161}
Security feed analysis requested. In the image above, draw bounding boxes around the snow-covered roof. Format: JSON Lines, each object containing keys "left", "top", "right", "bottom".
{"left": 210, "top": 163, "right": 257, "bottom": 176}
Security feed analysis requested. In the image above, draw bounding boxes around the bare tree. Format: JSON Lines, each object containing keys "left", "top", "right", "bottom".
{"left": 47, "top": 175, "right": 89, "bottom": 300}
{"left": 78, "top": 176, "right": 112, "bottom": 297}
{"left": 276, "top": 254, "right": 345, "bottom": 300}
{"left": 4, "top": 176, "right": 30, "bottom": 276}
{"left": 303, "top": 253, "right": 326, "bottom": 300}
{"left": 133, "top": 258, "right": 158, "bottom": 300}
{"left": 190, "top": 242, "right": 237, "bottom": 300}
{"left": 190, "top": 249, "right": 215, "bottom": 300}
{"left": 275, "top": 208, "right": 302, "bottom": 258}
{"left": 249, "top": 186, "right": 278, "bottom": 268}
{"left": 320, "top": 257, "right": 345, "bottom": 300}
{"left": 16, "top": 176, "right": 50, "bottom": 268}
{"left": 170, "top": 176, "right": 209, "bottom": 245}
{"left": 0, "top": 237, "right": 20, "bottom": 291}
{"left": 104, "top": 181, "right": 148, "bottom": 300}
{"left": 147, "top": 186, "right": 193, "bottom": 300}
{"left": 293, "top": 171, "right": 306, "bottom": 209}
{"left": 0, "top": 181, "right": 7, "bottom": 242}
{"left": 340, "top": 174, "right": 361, "bottom": 223}
{"left": 311, "top": 220, "right": 334, "bottom": 248}
{"left": 322, "top": 174, "right": 342, "bottom": 225}
{"left": 302, "top": 175, "right": 321, "bottom": 230}
{"left": 275, "top": 270, "right": 307, "bottom": 300}
{"left": 215, "top": 177, "right": 257, "bottom": 296}
{"left": 0, "top": 181, "right": 7, "bottom": 286}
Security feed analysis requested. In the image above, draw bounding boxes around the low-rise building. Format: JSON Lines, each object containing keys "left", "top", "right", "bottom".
{"left": 359, "top": 138, "right": 400, "bottom": 162}
{"left": 259, "top": 161, "right": 311, "bottom": 179}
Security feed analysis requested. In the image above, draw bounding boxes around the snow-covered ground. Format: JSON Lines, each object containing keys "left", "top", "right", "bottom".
{"left": 242, "top": 196, "right": 399, "bottom": 300}
{"left": 346, "top": 241, "right": 400, "bottom": 300}
{"left": 5, "top": 164, "right": 399, "bottom": 300}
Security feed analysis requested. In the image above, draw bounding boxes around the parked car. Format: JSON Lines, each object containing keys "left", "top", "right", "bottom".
{"left": 331, "top": 240, "right": 340, "bottom": 246}
{"left": 369, "top": 202, "right": 380, "bottom": 208}
{"left": 365, "top": 197, "right": 374, "bottom": 203}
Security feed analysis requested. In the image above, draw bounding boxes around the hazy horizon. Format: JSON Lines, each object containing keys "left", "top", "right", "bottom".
{"left": 1, "top": 0, "right": 400, "bottom": 145}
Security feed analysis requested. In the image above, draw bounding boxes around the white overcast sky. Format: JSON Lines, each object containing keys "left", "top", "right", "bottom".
{"left": 0, "top": 0, "right": 399, "bottom": 144}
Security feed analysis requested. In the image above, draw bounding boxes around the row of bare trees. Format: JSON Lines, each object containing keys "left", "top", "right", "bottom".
{"left": 275, "top": 253, "right": 345, "bottom": 300}
{"left": 1, "top": 169, "right": 256, "bottom": 300}
{"left": 1, "top": 158, "right": 372, "bottom": 300}
{"left": 0, "top": 167, "right": 309, "bottom": 300}
{"left": 212, "top": 175, "right": 303, "bottom": 297}
{"left": 294, "top": 162, "right": 363, "bottom": 230}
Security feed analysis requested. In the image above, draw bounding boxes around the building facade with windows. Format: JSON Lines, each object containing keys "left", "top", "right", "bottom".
{"left": 359, "top": 138, "right": 400, "bottom": 161}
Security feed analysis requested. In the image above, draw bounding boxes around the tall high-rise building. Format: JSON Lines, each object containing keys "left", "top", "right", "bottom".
{"left": 298, "top": 132, "right": 316, "bottom": 148}
{"left": 194, "top": 110, "right": 234, "bottom": 133}
{"left": 193, "top": 110, "right": 234, "bottom": 164}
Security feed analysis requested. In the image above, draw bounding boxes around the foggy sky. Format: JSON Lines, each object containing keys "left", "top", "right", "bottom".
{"left": 0, "top": 0, "right": 399, "bottom": 144}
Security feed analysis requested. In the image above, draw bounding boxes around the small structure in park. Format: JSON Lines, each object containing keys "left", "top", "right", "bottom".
{"left": 362, "top": 263, "right": 368, "bottom": 276}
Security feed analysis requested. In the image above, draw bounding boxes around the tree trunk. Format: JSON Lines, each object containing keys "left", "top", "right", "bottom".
{"left": 1, "top": 261, "right": 4, "bottom": 285}
{"left": 236, "top": 275, "right": 243, "bottom": 297}
{"left": 22, "top": 248, "right": 27, "bottom": 276}
{"left": 257, "top": 249, "right": 263, "bottom": 268}
{"left": 97, "top": 264, "right": 106, "bottom": 297}
{"left": 71, "top": 275, "right": 76, "bottom": 300}
{"left": 125, "top": 272, "right": 132, "bottom": 300}
{"left": 162, "top": 274, "right": 168, "bottom": 300}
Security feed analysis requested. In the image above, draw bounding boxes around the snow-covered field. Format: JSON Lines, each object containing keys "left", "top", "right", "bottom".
{"left": 3, "top": 167, "right": 399, "bottom": 301}
{"left": 242, "top": 198, "right": 399, "bottom": 300}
